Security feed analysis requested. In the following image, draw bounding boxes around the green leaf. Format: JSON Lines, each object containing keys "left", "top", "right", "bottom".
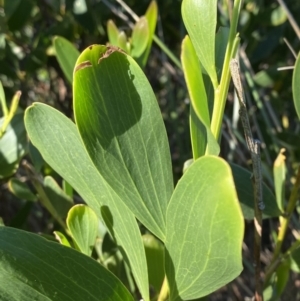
{"left": 0, "top": 112, "right": 27, "bottom": 179}
{"left": 131, "top": 17, "right": 149, "bottom": 58}
{"left": 67, "top": 204, "right": 99, "bottom": 256}
{"left": 8, "top": 178, "right": 37, "bottom": 201}
{"left": 187, "top": 27, "right": 229, "bottom": 159}
{"left": 263, "top": 259, "right": 290, "bottom": 301}
{"left": 273, "top": 149, "right": 286, "bottom": 212}
{"left": 4, "top": 0, "right": 21, "bottom": 20}
{"left": 5, "top": 0, "right": 34, "bottom": 31}
{"left": 143, "top": 234, "right": 164, "bottom": 295}
{"left": 53, "top": 231, "right": 72, "bottom": 248}
{"left": 63, "top": 179, "right": 74, "bottom": 198}
{"left": 53, "top": 36, "right": 80, "bottom": 84}
{"left": 165, "top": 156, "right": 244, "bottom": 300}
{"left": 44, "top": 176, "right": 73, "bottom": 219}
{"left": 215, "top": 27, "right": 230, "bottom": 80}
{"left": 182, "top": 0, "right": 218, "bottom": 87}
{"left": 139, "top": 0, "right": 158, "bottom": 67}
{"left": 0, "top": 81, "right": 7, "bottom": 116}
{"left": 107, "top": 19, "right": 120, "bottom": 47}
{"left": 270, "top": 5, "right": 287, "bottom": 26}
{"left": 190, "top": 106, "right": 207, "bottom": 158}
{"left": 290, "top": 243, "right": 300, "bottom": 273}
{"left": 231, "top": 163, "right": 281, "bottom": 219}
{"left": 293, "top": 52, "right": 300, "bottom": 120}
{"left": 8, "top": 202, "right": 33, "bottom": 228}
{"left": 0, "top": 227, "right": 134, "bottom": 301}
{"left": 73, "top": 45, "right": 173, "bottom": 241}
{"left": 28, "top": 141, "right": 44, "bottom": 172}
{"left": 24, "top": 103, "right": 149, "bottom": 301}
{"left": 181, "top": 35, "right": 219, "bottom": 157}
{"left": 72, "top": 0, "right": 87, "bottom": 14}
{"left": 118, "top": 31, "right": 128, "bottom": 53}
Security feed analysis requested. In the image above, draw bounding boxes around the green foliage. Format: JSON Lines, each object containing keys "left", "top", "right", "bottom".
{"left": 24, "top": 102, "right": 149, "bottom": 301}
{"left": 0, "top": 112, "right": 27, "bottom": 179}
{"left": 182, "top": 0, "right": 218, "bottom": 87}
{"left": 231, "top": 163, "right": 280, "bottom": 219}
{"left": 43, "top": 176, "right": 73, "bottom": 219}
{"left": 67, "top": 205, "right": 98, "bottom": 256}
{"left": 293, "top": 52, "right": 300, "bottom": 119}
{"left": 0, "top": 227, "right": 134, "bottom": 301}
{"left": 53, "top": 36, "right": 80, "bottom": 84}
{"left": 273, "top": 149, "right": 286, "bottom": 212}
{"left": 165, "top": 156, "right": 244, "bottom": 300}
{"left": 143, "top": 234, "right": 164, "bottom": 295}
{"left": 8, "top": 178, "right": 37, "bottom": 202}
{"left": 181, "top": 36, "right": 219, "bottom": 156}
{"left": 1, "top": 0, "right": 300, "bottom": 300}
{"left": 106, "top": 1, "right": 156, "bottom": 67}
{"left": 73, "top": 45, "right": 173, "bottom": 241}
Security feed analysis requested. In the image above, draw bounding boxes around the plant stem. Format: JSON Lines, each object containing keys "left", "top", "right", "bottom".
{"left": 230, "top": 59, "right": 264, "bottom": 300}
{"left": 253, "top": 141, "right": 264, "bottom": 301}
{"left": 210, "top": 0, "right": 241, "bottom": 141}
{"left": 264, "top": 165, "right": 300, "bottom": 285}
{"left": 264, "top": 237, "right": 300, "bottom": 283}
{"left": 157, "top": 276, "right": 169, "bottom": 301}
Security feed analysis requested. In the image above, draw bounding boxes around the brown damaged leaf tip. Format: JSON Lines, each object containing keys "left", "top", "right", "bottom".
{"left": 74, "top": 61, "right": 92, "bottom": 72}
{"left": 98, "top": 46, "right": 126, "bottom": 64}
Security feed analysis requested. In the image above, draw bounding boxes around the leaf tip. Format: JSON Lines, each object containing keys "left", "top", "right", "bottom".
{"left": 97, "top": 45, "right": 126, "bottom": 64}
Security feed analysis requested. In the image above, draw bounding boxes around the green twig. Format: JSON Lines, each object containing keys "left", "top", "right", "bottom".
{"left": 264, "top": 238, "right": 300, "bottom": 283}
{"left": 210, "top": 0, "right": 242, "bottom": 141}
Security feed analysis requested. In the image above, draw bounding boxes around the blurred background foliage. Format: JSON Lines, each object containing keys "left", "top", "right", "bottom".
{"left": 1, "top": 0, "right": 300, "bottom": 299}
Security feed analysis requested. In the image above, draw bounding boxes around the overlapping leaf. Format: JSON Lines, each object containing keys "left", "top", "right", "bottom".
{"left": 73, "top": 45, "right": 173, "bottom": 241}
{"left": 181, "top": 35, "right": 219, "bottom": 157}
{"left": 182, "top": 0, "right": 218, "bottom": 87}
{"left": 24, "top": 103, "right": 149, "bottom": 301}
{"left": 0, "top": 227, "right": 134, "bottom": 301}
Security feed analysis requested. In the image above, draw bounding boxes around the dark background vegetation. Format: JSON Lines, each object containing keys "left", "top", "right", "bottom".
{"left": 1, "top": 0, "right": 300, "bottom": 300}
